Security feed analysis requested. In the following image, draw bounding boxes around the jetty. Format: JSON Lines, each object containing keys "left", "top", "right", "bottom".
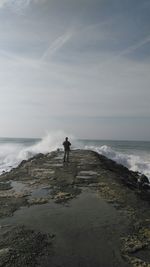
{"left": 0, "top": 149, "right": 150, "bottom": 267}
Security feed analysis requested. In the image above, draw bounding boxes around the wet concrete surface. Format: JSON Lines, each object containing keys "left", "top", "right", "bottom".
{"left": 0, "top": 189, "right": 130, "bottom": 267}
{"left": 0, "top": 149, "right": 150, "bottom": 266}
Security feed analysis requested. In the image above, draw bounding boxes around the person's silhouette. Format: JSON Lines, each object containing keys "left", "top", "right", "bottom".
{"left": 62, "top": 137, "right": 71, "bottom": 162}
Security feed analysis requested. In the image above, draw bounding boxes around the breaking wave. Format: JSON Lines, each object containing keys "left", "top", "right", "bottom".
{"left": 0, "top": 131, "right": 75, "bottom": 174}
{"left": 85, "top": 145, "right": 150, "bottom": 180}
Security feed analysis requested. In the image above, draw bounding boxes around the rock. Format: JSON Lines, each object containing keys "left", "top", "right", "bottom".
{"left": 122, "top": 237, "right": 148, "bottom": 253}
{"left": 28, "top": 197, "right": 49, "bottom": 205}
{"left": 140, "top": 175, "right": 149, "bottom": 184}
{"left": 18, "top": 160, "right": 27, "bottom": 167}
{"left": 0, "top": 248, "right": 10, "bottom": 256}
{"left": 53, "top": 192, "right": 73, "bottom": 203}
{"left": 138, "top": 174, "right": 150, "bottom": 190}
{"left": 124, "top": 255, "right": 150, "bottom": 267}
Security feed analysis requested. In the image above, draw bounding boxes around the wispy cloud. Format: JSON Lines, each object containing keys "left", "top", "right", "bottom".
{"left": 41, "top": 31, "right": 73, "bottom": 61}
{"left": 119, "top": 35, "right": 150, "bottom": 57}
{"left": 102, "top": 35, "right": 150, "bottom": 66}
{"left": 0, "top": 0, "right": 47, "bottom": 12}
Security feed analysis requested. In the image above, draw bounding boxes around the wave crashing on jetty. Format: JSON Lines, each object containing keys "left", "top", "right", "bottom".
{"left": 85, "top": 144, "right": 150, "bottom": 180}
{"left": 0, "top": 131, "right": 150, "bottom": 180}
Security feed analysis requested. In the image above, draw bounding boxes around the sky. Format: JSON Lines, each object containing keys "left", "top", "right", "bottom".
{"left": 0, "top": 0, "right": 150, "bottom": 140}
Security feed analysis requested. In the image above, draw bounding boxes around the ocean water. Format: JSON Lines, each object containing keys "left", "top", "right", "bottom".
{"left": 0, "top": 132, "right": 150, "bottom": 180}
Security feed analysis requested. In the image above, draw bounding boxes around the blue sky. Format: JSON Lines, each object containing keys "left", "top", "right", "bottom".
{"left": 0, "top": 0, "right": 150, "bottom": 140}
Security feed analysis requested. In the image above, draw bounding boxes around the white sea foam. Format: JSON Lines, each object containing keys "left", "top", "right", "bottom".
{"left": 85, "top": 145, "right": 150, "bottom": 180}
{"left": 0, "top": 131, "right": 75, "bottom": 174}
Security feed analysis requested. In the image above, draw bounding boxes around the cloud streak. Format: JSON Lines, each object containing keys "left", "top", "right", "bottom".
{"left": 41, "top": 31, "right": 73, "bottom": 61}
{"left": 119, "top": 35, "right": 150, "bottom": 57}
{"left": 101, "top": 35, "right": 150, "bottom": 67}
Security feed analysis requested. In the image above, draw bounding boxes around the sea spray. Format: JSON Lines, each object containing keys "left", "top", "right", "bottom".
{"left": 85, "top": 144, "right": 150, "bottom": 180}
{"left": 0, "top": 131, "right": 75, "bottom": 174}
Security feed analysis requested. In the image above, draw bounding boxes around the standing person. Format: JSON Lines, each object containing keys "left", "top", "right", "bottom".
{"left": 63, "top": 137, "right": 71, "bottom": 162}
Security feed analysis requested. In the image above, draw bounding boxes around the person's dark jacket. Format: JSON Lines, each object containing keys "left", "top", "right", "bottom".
{"left": 63, "top": 141, "right": 71, "bottom": 151}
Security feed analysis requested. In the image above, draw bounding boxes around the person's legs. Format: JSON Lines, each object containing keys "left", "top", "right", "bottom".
{"left": 64, "top": 150, "right": 67, "bottom": 162}
{"left": 66, "top": 150, "right": 69, "bottom": 162}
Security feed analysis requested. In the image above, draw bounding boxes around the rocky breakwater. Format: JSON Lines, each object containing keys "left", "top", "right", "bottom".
{"left": 0, "top": 149, "right": 150, "bottom": 267}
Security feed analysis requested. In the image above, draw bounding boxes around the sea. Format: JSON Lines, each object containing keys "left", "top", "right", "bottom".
{"left": 0, "top": 132, "right": 150, "bottom": 181}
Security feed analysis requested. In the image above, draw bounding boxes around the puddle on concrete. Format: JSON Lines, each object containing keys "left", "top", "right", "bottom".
{"left": 0, "top": 189, "right": 130, "bottom": 267}
{"left": 10, "top": 180, "right": 51, "bottom": 199}
{"left": 11, "top": 181, "right": 27, "bottom": 192}
{"left": 0, "top": 181, "right": 12, "bottom": 190}
{"left": 31, "top": 187, "right": 50, "bottom": 198}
